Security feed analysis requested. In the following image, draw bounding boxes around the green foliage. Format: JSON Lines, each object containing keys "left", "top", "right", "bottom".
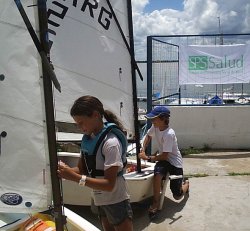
{"left": 186, "top": 173, "right": 209, "bottom": 178}
{"left": 181, "top": 147, "right": 204, "bottom": 156}
{"left": 202, "top": 143, "right": 211, "bottom": 152}
{"left": 228, "top": 172, "right": 250, "bottom": 176}
{"left": 181, "top": 144, "right": 211, "bottom": 156}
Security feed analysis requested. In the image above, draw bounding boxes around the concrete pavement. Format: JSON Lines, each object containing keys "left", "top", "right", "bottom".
{"left": 133, "top": 176, "right": 250, "bottom": 231}
{"left": 67, "top": 150, "right": 250, "bottom": 231}
{"left": 132, "top": 150, "right": 250, "bottom": 231}
{"left": 184, "top": 151, "right": 250, "bottom": 176}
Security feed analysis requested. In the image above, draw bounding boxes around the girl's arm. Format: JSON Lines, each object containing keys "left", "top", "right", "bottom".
{"left": 76, "top": 157, "right": 88, "bottom": 175}
{"left": 84, "top": 166, "right": 118, "bottom": 191}
{"left": 57, "top": 164, "right": 119, "bottom": 192}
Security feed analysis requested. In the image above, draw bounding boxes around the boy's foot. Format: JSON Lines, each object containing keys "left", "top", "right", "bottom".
{"left": 183, "top": 177, "right": 189, "bottom": 194}
{"left": 148, "top": 206, "right": 159, "bottom": 220}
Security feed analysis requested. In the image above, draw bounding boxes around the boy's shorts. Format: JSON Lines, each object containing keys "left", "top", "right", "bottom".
{"left": 154, "top": 161, "right": 184, "bottom": 197}
{"left": 92, "top": 199, "right": 133, "bottom": 226}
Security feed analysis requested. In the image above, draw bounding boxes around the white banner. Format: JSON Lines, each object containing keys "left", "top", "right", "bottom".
{"left": 179, "top": 44, "right": 250, "bottom": 85}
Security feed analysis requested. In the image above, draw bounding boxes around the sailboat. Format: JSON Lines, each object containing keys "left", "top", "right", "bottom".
{"left": 45, "top": 0, "right": 156, "bottom": 206}
{"left": 0, "top": 0, "right": 100, "bottom": 230}
{"left": 0, "top": 1, "right": 155, "bottom": 229}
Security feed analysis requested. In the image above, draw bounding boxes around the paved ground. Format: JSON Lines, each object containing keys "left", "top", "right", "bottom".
{"left": 184, "top": 151, "right": 250, "bottom": 176}
{"left": 66, "top": 150, "right": 250, "bottom": 231}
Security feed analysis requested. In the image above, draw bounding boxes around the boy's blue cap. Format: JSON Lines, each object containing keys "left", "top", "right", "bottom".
{"left": 145, "top": 106, "right": 170, "bottom": 119}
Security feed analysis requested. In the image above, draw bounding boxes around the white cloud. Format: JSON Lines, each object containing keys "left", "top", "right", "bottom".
{"left": 131, "top": 0, "right": 149, "bottom": 13}
{"left": 132, "top": 0, "right": 250, "bottom": 60}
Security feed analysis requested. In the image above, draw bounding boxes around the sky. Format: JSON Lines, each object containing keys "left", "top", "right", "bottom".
{"left": 144, "top": 0, "right": 184, "bottom": 12}
{"left": 131, "top": 0, "right": 250, "bottom": 60}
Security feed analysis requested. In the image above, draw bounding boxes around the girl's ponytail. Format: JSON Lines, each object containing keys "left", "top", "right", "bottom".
{"left": 103, "top": 109, "right": 125, "bottom": 131}
{"left": 70, "top": 95, "right": 125, "bottom": 132}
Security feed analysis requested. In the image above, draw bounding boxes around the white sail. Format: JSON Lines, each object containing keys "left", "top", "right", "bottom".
{"left": 0, "top": 1, "right": 52, "bottom": 213}
{"left": 47, "top": 0, "right": 135, "bottom": 138}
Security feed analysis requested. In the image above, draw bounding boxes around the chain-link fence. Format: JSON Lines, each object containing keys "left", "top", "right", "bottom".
{"left": 146, "top": 33, "right": 250, "bottom": 108}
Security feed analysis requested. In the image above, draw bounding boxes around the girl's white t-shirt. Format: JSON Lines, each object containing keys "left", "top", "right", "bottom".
{"left": 89, "top": 133, "right": 130, "bottom": 206}
{"left": 147, "top": 125, "right": 183, "bottom": 168}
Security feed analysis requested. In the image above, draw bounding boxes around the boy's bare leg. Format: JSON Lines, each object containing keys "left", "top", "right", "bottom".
{"left": 150, "top": 174, "right": 163, "bottom": 210}
{"left": 182, "top": 179, "right": 189, "bottom": 194}
{"left": 173, "top": 179, "right": 189, "bottom": 200}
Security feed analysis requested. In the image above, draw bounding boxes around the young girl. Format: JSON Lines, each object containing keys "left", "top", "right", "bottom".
{"left": 57, "top": 95, "right": 133, "bottom": 231}
{"left": 139, "top": 106, "right": 189, "bottom": 217}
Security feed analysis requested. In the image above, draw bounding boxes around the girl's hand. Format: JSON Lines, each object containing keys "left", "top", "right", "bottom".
{"left": 58, "top": 160, "right": 68, "bottom": 168}
{"left": 57, "top": 161, "right": 76, "bottom": 181}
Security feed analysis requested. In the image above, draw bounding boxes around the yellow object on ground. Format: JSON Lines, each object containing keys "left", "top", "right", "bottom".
{"left": 21, "top": 213, "right": 56, "bottom": 231}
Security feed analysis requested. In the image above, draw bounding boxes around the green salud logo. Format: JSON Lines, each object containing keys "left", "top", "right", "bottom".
{"left": 188, "top": 55, "right": 243, "bottom": 71}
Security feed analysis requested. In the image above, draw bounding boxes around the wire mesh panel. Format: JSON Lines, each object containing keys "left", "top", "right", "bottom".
{"left": 147, "top": 33, "right": 250, "bottom": 108}
{"left": 151, "top": 39, "right": 179, "bottom": 104}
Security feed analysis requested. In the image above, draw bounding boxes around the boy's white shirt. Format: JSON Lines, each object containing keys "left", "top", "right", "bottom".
{"left": 147, "top": 125, "right": 183, "bottom": 168}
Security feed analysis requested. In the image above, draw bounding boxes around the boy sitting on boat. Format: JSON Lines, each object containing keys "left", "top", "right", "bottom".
{"left": 138, "top": 106, "right": 189, "bottom": 218}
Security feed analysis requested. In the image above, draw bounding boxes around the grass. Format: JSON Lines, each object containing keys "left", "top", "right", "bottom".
{"left": 185, "top": 172, "right": 250, "bottom": 178}
{"left": 181, "top": 144, "right": 211, "bottom": 156}
{"left": 228, "top": 172, "right": 250, "bottom": 176}
{"left": 186, "top": 173, "right": 209, "bottom": 178}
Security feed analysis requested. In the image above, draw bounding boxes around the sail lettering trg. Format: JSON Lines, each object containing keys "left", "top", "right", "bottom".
{"left": 48, "top": 0, "right": 112, "bottom": 47}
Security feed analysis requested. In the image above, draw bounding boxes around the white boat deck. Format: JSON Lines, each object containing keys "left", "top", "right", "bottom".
{"left": 57, "top": 152, "right": 155, "bottom": 205}
{"left": 57, "top": 132, "right": 82, "bottom": 142}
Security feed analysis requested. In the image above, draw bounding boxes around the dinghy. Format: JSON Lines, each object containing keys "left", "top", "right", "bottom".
{"left": 57, "top": 152, "right": 155, "bottom": 206}
{"left": 0, "top": 0, "right": 100, "bottom": 230}
{"left": 45, "top": 0, "right": 155, "bottom": 207}
{"left": 1, "top": 5, "right": 155, "bottom": 231}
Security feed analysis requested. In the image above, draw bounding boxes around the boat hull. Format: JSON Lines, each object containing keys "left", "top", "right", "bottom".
{"left": 125, "top": 169, "right": 154, "bottom": 203}
{"left": 58, "top": 152, "right": 155, "bottom": 206}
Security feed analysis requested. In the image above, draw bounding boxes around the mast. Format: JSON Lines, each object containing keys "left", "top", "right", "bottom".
{"left": 37, "top": 1, "right": 64, "bottom": 230}
{"left": 127, "top": 0, "right": 141, "bottom": 172}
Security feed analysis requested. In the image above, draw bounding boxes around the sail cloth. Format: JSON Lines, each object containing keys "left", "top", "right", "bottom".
{"left": 47, "top": 0, "right": 136, "bottom": 138}
{"left": 179, "top": 44, "right": 250, "bottom": 85}
{"left": 0, "top": 1, "right": 52, "bottom": 213}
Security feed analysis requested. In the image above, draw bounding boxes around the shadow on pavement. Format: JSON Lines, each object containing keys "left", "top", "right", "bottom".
{"left": 131, "top": 193, "right": 189, "bottom": 230}
{"left": 152, "top": 193, "right": 189, "bottom": 224}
